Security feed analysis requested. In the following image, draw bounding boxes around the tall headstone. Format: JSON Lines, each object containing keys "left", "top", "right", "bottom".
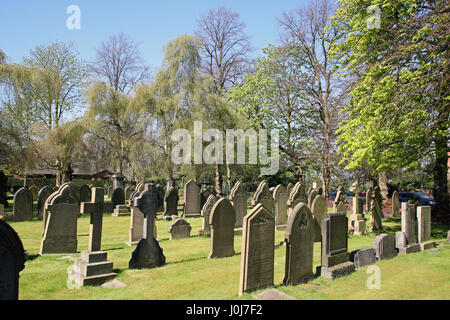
{"left": 239, "top": 203, "right": 275, "bottom": 296}
{"left": 319, "top": 213, "right": 355, "bottom": 279}
{"left": 68, "top": 187, "right": 116, "bottom": 286}
{"left": 79, "top": 185, "right": 91, "bottom": 203}
{"left": 208, "top": 198, "right": 236, "bottom": 259}
{"left": 163, "top": 186, "right": 179, "bottom": 217}
{"left": 184, "top": 180, "right": 201, "bottom": 217}
{"left": 13, "top": 187, "right": 33, "bottom": 222}
{"left": 391, "top": 191, "right": 400, "bottom": 217}
{"left": 201, "top": 195, "right": 217, "bottom": 235}
{"left": 129, "top": 184, "right": 165, "bottom": 269}
{"left": 37, "top": 186, "right": 52, "bottom": 221}
{"left": 252, "top": 181, "right": 274, "bottom": 212}
{"left": 397, "top": 202, "right": 420, "bottom": 254}
{"left": 230, "top": 181, "right": 247, "bottom": 229}
{"left": 310, "top": 195, "right": 327, "bottom": 242}
{"left": 273, "top": 185, "right": 288, "bottom": 228}
{"left": 40, "top": 184, "right": 78, "bottom": 254}
{"left": 0, "top": 220, "right": 26, "bottom": 300}
{"left": 417, "top": 206, "right": 435, "bottom": 251}
{"left": 283, "top": 203, "right": 314, "bottom": 286}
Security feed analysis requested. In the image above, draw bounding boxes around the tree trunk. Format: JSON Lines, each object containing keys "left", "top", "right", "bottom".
{"left": 378, "top": 171, "right": 389, "bottom": 203}
{"left": 215, "top": 164, "right": 223, "bottom": 197}
{"left": 432, "top": 131, "right": 449, "bottom": 223}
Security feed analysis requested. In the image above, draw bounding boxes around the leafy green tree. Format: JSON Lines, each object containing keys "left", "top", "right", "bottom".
{"left": 331, "top": 0, "right": 449, "bottom": 219}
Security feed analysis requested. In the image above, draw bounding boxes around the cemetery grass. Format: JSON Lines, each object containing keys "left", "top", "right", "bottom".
{"left": 9, "top": 211, "right": 450, "bottom": 300}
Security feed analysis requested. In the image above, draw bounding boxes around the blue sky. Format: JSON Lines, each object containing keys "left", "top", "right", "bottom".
{"left": 1, "top": 0, "right": 307, "bottom": 69}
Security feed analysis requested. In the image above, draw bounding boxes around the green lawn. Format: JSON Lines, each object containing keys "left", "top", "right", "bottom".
{"left": 6, "top": 210, "right": 450, "bottom": 300}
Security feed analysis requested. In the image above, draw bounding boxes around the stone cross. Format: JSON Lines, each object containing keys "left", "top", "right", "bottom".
{"left": 134, "top": 183, "right": 163, "bottom": 240}
{"left": 80, "top": 187, "right": 105, "bottom": 252}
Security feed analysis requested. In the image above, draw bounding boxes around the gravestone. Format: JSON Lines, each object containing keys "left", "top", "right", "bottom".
{"left": 318, "top": 213, "right": 354, "bottom": 279}
{"left": 40, "top": 184, "right": 78, "bottom": 254}
{"left": 208, "top": 198, "right": 236, "bottom": 259}
{"left": 201, "top": 195, "right": 217, "bottom": 235}
{"left": 184, "top": 180, "right": 201, "bottom": 217}
{"left": 28, "top": 185, "right": 38, "bottom": 202}
{"left": 0, "top": 220, "right": 26, "bottom": 300}
{"left": 273, "top": 185, "right": 288, "bottom": 228}
{"left": 230, "top": 181, "right": 247, "bottom": 229}
{"left": 13, "top": 187, "right": 33, "bottom": 222}
{"left": 239, "top": 203, "right": 275, "bottom": 296}
{"left": 68, "top": 187, "right": 116, "bottom": 286}
{"left": 350, "top": 248, "right": 376, "bottom": 268}
{"left": 417, "top": 206, "right": 435, "bottom": 251}
{"left": 373, "top": 234, "right": 397, "bottom": 260}
{"left": 283, "top": 203, "right": 314, "bottom": 286}
{"left": 163, "top": 186, "right": 179, "bottom": 217}
{"left": 391, "top": 191, "right": 400, "bottom": 217}
{"left": 0, "top": 170, "right": 7, "bottom": 206}
{"left": 307, "top": 190, "right": 318, "bottom": 209}
{"left": 111, "top": 187, "right": 125, "bottom": 207}
{"left": 79, "top": 185, "right": 91, "bottom": 203}
{"left": 168, "top": 218, "right": 191, "bottom": 239}
{"left": 311, "top": 195, "right": 327, "bottom": 242}
{"left": 129, "top": 184, "right": 165, "bottom": 269}
{"left": 37, "top": 186, "right": 52, "bottom": 221}
{"left": 252, "top": 181, "right": 274, "bottom": 212}
{"left": 397, "top": 202, "right": 420, "bottom": 254}
{"left": 126, "top": 206, "right": 144, "bottom": 246}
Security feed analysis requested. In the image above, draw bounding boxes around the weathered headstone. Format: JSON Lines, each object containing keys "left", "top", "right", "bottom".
{"left": 79, "top": 184, "right": 91, "bottom": 203}
{"left": 0, "top": 219, "right": 26, "bottom": 300}
{"left": 318, "top": 213, "right": 355, "bottom": 279}
{"left": 184, "top": 180, "right": 201, "bottom": 217}
{"left": 252, "top": 181, "right": 274, "bottom": 213}
{"left": 201, "top": 195, "right": 217, "bottom": 235}
{"left": 230, "top": 181, "right": 247, "bottom": 229}
{"left": 208, "top": 198, "right": 236, "bottom": 259}
{"left": 239, "top": 203, "right": 275, "bottom": 296}
{"left": 129, "top": 184, "right": 165, "bottom": 269}
{"left": 163, "top": 186, "right": 179, "bottom": 217}
{"left": 68, "top": 187, "right": 116, "bottom": 286}
{"left": 13, "top": 187, "right": 33, "bottom": 222}
{"left": 391, "top": 191, "right": 400, "bottom": 217}
{"left": 350, "top": 248, "right": 376, "bottom": 268}
{"left": 273, "top": 185, "right": 288, "bottom": 229}
{"left": 126, "top": 206, "right": 145, "bottom": 246}
{"left": 417, "top": 206, "right": 435, "bottom": 251}
{"left": 40, "top": 184, "right": 78, "bottom": 254}
{"left": 283, "top": 203, "right": 314, "bottom": 286}
{"left": 168, "top": 218, "right": 191, "bottom": 239}
{"left": 311, "top": 195, "right": 327, "bottom": 242}
{"left": 37, "top": 186, "right": 52, "bottom": 221}
{"left": 397, "top": 202, "right": 420, "bottom": 254}
{"left": 373, "top": 234, "right": 397, "bottom": 260}
{"left": 111, "top": 187, "right": 125, "bottom": 207}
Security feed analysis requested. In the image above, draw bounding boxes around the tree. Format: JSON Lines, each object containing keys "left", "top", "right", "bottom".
{"left": 331, "top": 0, "right": 449, "bottom": 221}
{"left": 90, "top": 33, "right": 150, "bottom": 94}
{"left": 195, "top": 6, "right": 252, "bottom": 195}
{"left": 270, "top": 0, "right": 348, "bottom": 199}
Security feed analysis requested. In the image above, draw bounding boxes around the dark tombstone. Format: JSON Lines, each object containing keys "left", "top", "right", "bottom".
{"left": 111, "top": 187, "right": 125, "bottom": 207}
{"left": 37, "top": 186, "right": 52, "bottom": 221}
{"left": 129, "top": 184, "right": 165, "bottom": 269}
{"left": 79, "top": 184, "right": 91, "bottom": 203}
{"left": 0, "top": 219, "right": 26, "bottom": 300}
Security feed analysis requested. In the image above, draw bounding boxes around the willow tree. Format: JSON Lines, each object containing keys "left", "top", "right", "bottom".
{"left": 331, "top": 0, "right": 449, "bottom": 220}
